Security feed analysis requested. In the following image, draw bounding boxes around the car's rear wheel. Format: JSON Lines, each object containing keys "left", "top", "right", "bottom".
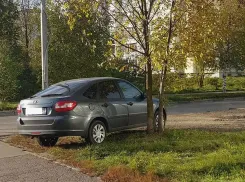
{"left": 86, "top": 120, "right": 106, "bottom": 144}
{"left": 37, "top": 136, "right": 59, "bottom": 147}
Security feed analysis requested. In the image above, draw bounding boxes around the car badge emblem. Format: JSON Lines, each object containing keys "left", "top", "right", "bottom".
{"left": 33, "top": 100, "right": 38, "bottom": 104}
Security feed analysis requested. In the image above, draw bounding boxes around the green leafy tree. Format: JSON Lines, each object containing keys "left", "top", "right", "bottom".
{"left": 0, "top": 0, "right": 25, "bottom": 101}
{"left": 47, "top": 2, "right": 110, "bottom": 84}
{"left": 64, "top": 0, "right": 163, "bottom": 134}
{"left": 151, "top": 0, "right": 192, "bottom": 132}
{"left": 180, "top": 0, "right": 245, "bottom": 91}
{"left": 152, "top": 0, "right": 176, "bottom": 132}
{"left": 17, "top": 0, "right": 39, "bottom": 96}
{"left": 180, "top": 0, "right": 219, "bottom": 88}
{"left": 216, "top": 0, "right": 245, "bottom": 92}
{"left": 25, "top": 1, "right": 110, "bottom": 89}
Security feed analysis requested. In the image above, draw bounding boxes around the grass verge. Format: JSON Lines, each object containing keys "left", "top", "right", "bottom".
{"left": 6, "top": 129, "right": 245, "bottom": 182}
{"left": 0, "top": 102, "right": 18, "bottom": 111}
{"left": 167, "top": 92, "right": 245, "bottom": 102}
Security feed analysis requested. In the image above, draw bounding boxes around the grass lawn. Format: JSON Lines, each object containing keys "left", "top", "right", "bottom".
{"left": 7, "top": 129, "right": 245, "bottom": 182}
{"left": 0, "top": 102, "right": 18, "bottom": 111}
{"left": 167, "top": 92, "right": 245, "bottom": 102}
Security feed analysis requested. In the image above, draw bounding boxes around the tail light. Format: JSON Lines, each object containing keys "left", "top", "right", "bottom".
{"left": 17, "top": 104, "right": 21, "bottom": 114}
{"left": 55, "top": 101, "right": 77, "bottom": 112}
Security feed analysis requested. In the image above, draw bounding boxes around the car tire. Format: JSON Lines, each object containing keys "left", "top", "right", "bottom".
{"left": 154, "top": 109, "right": 166, "bottom": 130}
{"left": 37, "top": 136, "right": 59, "bottom": 147}
{"left": 86, "top": 120, "right": 106, "bottom": 144}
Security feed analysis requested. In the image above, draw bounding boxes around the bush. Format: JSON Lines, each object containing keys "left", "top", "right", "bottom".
{"left": 0, "top": 102, "right": 18, "bottom": 111}
{"left": 152, "top": 74, "right": 245, "bottom": 94}
{"left": 152, "top": 73, "right": 199, "bottom": 94}
{"left": 226, "top": 77, "right": 245, "bottom": 91}
{"left": 205, "top": 77, "right": 221, "bottom": 90}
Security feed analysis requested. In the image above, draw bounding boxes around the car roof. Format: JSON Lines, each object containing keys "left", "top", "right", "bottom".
{"left": 58, "top": 77, "right": 122, "bottom": 85}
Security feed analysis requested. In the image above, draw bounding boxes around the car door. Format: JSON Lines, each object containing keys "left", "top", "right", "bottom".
{"left": 117, "top": 80, "right": 147, "bottom": 126}
{"left": 98, "top": 80, "right": 129, "bottom": 129}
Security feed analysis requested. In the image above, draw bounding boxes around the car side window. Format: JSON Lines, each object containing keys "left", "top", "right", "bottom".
{"left": 83, "top": 84, "right": 97, "bottom": 100}
{"left": 99, "top": 81, "right": 121, "bottom": 99}
{"left": 118, "top": 81, "right": 141, "bottom": 99}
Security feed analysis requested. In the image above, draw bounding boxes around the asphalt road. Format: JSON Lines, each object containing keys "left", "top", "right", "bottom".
{"left": 1, "top": 98, "right": 245, "bottom": 136}
{"left": 0, "top": 115, "right": 16, "bottom": 136}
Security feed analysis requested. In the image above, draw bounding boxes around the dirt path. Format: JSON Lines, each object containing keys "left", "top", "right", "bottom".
{"left": 167, "top": 108, "right": 245, "bottom": 131}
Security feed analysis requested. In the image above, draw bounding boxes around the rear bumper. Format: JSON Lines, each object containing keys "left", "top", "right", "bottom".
{"left": 18, "top": 130, "right": 85, "bottom": 137}
{"left": 17, "top": 115, "right": 89, "bottom": 137}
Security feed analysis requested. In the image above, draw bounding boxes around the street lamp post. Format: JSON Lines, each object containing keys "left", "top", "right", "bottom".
{"left": 41, "top": 0, "right": 48, "bottom": 89}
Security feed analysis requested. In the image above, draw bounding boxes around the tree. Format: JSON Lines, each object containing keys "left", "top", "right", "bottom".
{"left": 0, "top": 0, "right": 25, "bottom": 101}
{"left": 153, "top": 0, "right": 176, "bottom": 132}
{"left": 179, "top": 0, "right": 219, "bottom": 88}
{"left": 47, "top": 2, "right": 110, "bottom": 84}
{"left": 216, "top": 0, "right": 245, "bottom": 92}
{"left": 16, "top": 0, "right": 39, "bottom": 97}
{"left": 180, "top": 0, "right": 245, "bottom": 91}
{"left": 64, "top": 0, "right": 163, "bottom": 134}
{"left": 151, "top": 0, "right": 190, "bottom": 132}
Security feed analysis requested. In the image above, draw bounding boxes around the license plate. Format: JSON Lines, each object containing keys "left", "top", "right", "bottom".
{"left": 26, "top": 108, "right": 45, "bottom": 115}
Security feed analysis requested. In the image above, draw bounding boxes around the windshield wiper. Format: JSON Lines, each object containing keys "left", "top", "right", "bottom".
{"left": 30, "top": 95, "right": 37, "bottom": 98}
{"left": 41, "top": 93, "right": 63, "bottom": 97}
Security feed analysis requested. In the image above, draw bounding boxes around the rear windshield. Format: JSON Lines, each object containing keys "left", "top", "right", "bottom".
{"left": 33, "top": 82, "right": 82, "bottom": 97}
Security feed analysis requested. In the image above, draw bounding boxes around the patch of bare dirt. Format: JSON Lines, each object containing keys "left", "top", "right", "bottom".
{"left": 167, "top": 108, "right": 245, "bottom": 131}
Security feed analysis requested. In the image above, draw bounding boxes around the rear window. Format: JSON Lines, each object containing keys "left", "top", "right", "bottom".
{"left": 34, "top": 82, "right": 82, "bottom": 97}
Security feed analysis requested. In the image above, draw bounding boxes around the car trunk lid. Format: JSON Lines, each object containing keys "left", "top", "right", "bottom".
{"left": 20, "top": 96, "right": 70, "bottom": 116}
{"left": 18, "top": 96, "right": 70, "bottom": 125}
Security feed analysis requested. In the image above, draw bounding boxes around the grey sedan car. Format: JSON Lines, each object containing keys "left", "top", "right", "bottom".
{"left": 17, "top": 77, "right": 166, "bottom": 146}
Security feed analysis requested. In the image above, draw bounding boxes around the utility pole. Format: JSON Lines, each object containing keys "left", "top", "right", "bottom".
{"left": 41, "top": 0, "right": 48, "bottom": 89}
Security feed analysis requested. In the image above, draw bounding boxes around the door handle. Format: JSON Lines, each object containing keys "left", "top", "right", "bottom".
{"left": 101, "top": 103, "right": 109, "bottom": 107}
{"left": 127, "top": 102, "right": 133, "bottom": 106}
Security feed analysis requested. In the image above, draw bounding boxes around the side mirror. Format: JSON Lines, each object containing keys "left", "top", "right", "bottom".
{"left": 142, "top": 92, "right": 146, "bottom": 99}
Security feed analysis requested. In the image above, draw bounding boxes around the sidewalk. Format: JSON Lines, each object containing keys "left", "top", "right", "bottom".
{"left": 0, "top": 141, "right": 100, "bottom": 182}
{"left": 0, "top": 141, "right": 26, "bottom": 159}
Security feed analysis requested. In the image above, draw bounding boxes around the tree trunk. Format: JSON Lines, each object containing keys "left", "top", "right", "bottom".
{"left": 146, "top": 59, "right": 154, "bottom": 134}
{"left": 158, "top": 64, "right": 167, "bottom": 133}
{"left": 157, "top": 0, "right": 176, "bottom": 133}
{"left": 199, "top": 73, "right": 204, "bottom": 88}
{"left": 222, "top": 69, "right": 226, "bottom": 93}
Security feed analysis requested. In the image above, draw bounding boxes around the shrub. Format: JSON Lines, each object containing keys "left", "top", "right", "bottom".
{"left": 205, "top": 77, "right": 221, "bottom": 90}
{"left": 226, "top": 77, "right": 245, "bottom": 91}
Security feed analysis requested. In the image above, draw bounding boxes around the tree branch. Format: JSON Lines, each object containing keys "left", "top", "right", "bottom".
{"left": 149, "top": 1, "right": 161, "bottom": 23}
{"left": 102, "top": 5, "right": 144, "bottom": 49}
{"left": 113, "top": 0, "right": 145, "bottom": 50}
{"left": 109, "top": 34, "right": 145, "bottom": 55}
{"left": 148, "top": 0, "right": 156, "bottom": 19}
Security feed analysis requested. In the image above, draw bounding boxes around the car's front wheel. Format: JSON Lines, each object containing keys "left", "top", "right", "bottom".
{"left": 37, "top": 136, "right": 59, "bottom": 147}
{"left": 86, "top": 120, "right": 106, "bottom": 144}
